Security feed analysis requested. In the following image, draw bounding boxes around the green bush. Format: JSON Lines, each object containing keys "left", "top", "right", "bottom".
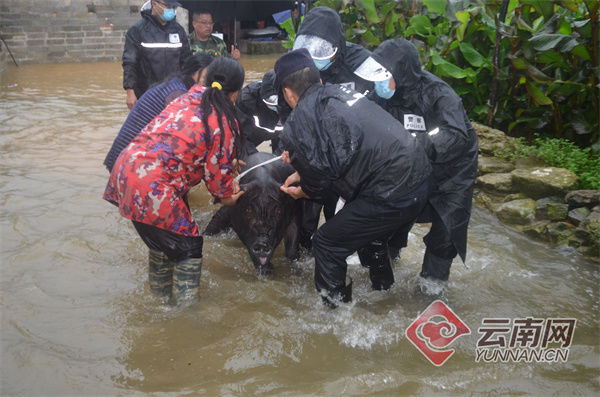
{"left": 313, "top": 0, "right": 599, "bottom": 148}
{"left": 495, "top": 136, "right": 600, "bottom": 189}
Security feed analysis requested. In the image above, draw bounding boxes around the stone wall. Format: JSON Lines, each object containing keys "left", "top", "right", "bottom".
{"left": 473, "top": 123, "right": 600, "bottom": 260}
{"left": 0, "top": 0, "right": 188, "bottom": 65}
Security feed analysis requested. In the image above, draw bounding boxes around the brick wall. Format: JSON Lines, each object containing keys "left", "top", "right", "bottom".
{"left": 0, "top": 0, "right": 188, "bottom": 65}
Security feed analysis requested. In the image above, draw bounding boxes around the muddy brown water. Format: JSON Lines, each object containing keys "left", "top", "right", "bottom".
{"left": 1, "top": 56, "right": 598, "bottom": 396}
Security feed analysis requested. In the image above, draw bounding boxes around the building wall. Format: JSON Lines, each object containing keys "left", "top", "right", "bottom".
{"left": 0, "top": 0, "right": 188, "bottom": 65}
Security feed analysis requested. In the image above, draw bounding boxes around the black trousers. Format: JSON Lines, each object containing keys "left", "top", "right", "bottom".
{"left": 388, "top": 203, "right": 457, "bottom": 280}
{"left": 312, "top": 178, "right": 431, "bottom": 294}
{"left": 132, "top": 221, "right": 203, "bottom": 262}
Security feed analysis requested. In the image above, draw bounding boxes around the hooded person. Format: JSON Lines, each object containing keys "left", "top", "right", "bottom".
{"left": 122, "top": 0, "right": 192, "bottom": 109}
{"left": 275, "top": 49, "right": 432, "bottom": 306}
{"left": 235, "top": 70, "right": 284, "bottom": 156}
{"left": 293, "top": 6, "right": 373, "bottom": 94}
{"left": 355, "top": 38, "right": 479, "bottom": 281}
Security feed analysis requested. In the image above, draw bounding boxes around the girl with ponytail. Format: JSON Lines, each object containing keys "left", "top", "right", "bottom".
{"left": 103, "top": 56, "right": 245, "bottom": 308}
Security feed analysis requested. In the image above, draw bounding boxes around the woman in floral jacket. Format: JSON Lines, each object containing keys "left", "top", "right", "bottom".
{"left": 104, "top": 57, "right": 245, "bottom": 307}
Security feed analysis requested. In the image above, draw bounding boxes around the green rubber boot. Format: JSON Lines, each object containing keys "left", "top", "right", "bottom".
{"left": 172, "top": 257, "right": 202, "bottom": 307}
{"left": 148, "top": 249, "right": 173, "bottom": 296}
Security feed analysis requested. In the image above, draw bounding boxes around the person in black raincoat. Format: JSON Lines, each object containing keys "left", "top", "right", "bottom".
{"left": 235, "top": 71, "right": 283, "bottom": 155}
{"left": 275, "top": 49, "right": 432, "bottom": 306}
{"left": 122, "top": 0, "right": 192, "bottom": 110}
{"left": 355, "top": 38, "right": 478, "bottom": 281}
{"left": 291, "top": 6, "right": 376, "bottom": 239}
{"left": 293, "top": 6, "right": 373, "bottom": 94}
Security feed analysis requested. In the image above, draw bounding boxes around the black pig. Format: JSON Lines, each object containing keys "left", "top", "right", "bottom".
{"left": 204, "top": 152, "right": 302, "bottom": 274}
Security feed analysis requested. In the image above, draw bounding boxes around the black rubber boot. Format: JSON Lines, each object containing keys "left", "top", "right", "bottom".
{"left": 358, "top": 240, "right": 395, "bottom": 290}
{"left": 172, "top": 257, "right": 202, "bottom": 307}
{"left": 321, "top": 277, "right": 352, "bottom": 308}
{"left": 148, "top": 249, "right": 173, "bottom": 296}
{"left": 388, "top": 245, "right": 401, "bottom": 262}
{"left": 420, "top": 250, "right": 452, "bottom": 281}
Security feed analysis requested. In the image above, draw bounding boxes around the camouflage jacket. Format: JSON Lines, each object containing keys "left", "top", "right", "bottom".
{"left": 188, "top": 32, "right": 227, "bottom": 57}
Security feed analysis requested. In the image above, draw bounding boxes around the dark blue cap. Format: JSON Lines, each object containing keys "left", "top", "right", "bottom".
{"left": 274, "top": 48, "right": 317, "bottom": 89}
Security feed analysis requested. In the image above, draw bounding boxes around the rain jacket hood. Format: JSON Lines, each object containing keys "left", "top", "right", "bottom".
{"left": 297, "top": 6, "right": 372, "bottom": 93}
{"left": 371, "top": 39, "right": 421, "bottom": 90}
{"left": 369, "top": 39, "right": 478, "bottom": 263}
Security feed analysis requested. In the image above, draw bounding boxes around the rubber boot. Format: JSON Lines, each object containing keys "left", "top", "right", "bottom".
{"left": 388, "top": 245, "right": 401, "bottom": 262}
{"left": 321, "top": 276, "right": 352, "bottom": 308}
{"left": 148, "top": 249, "right": 173, "bottom": 296}
{"left": 172, "top": 257, "right": 202, "bottom": 307}
{"left": 358, "top": 240, "right": 395, "bottom": 290}
{"left": 420, "top": 250, "right": 452, "bottom": 281}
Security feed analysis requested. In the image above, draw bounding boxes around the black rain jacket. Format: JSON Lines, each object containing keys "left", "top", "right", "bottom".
{"left": 297, "top": 7, "right": 373, "bottom": 94}
{"left": 370, "top": 39, "right": 478, "bottom": 262}
{"left": 236, "top": 71, "right": 281, "bottom": 150}
{"left": 122, "top": 8, "right": 191, "bottom": 98}
{"left": 280, "top": 84, "right": 431, "bottom": 204}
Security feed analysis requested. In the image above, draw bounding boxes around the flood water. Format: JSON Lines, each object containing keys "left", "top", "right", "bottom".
{"left": 1, "top": 57, "right": 598, "bottom": 396}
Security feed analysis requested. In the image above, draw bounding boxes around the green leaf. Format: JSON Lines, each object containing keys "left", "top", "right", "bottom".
{"left": 536, "top": 49, "right": 562, "bottom": 63}
{"left": 423, "top": 0, "right": 447, "bottom": 15}
{"left": 571, "top": 44, "right": 591, "bottom": 60}
{"left": 408, "top": 15, "right": 433, "bottom": 36}
{"left": 455, "top": 10, "right": 470, "bottom": 41}
{"left": 509, "top": 117, "right": 541, "bottom": 132}
{"left": 458, "top": 42, "right": 489, "bottom": 68}
{"left": 361, "top": 29, "right": 381, "bottom": 46}
{"left": 473, "top": 105, "right": 488, "bottom": 116}
{"left": 526, "top": 82, "right": 553, "bottom": 106}
{"left": 558, "top": 19, "right": 572, "bottom": 36}
{"left": 528, "top": 33, "right": 579, "bottom": 52}
{"left": 526, "top": 64, "right": 553, "bottom": 83}
{"left": 547, "top": 80, "right": 586, "bottom": 97}
{"left": 431, "top": 51, "right": 468, "bottom": 78}
{"left": 510, "top": 56, "right": 528, "bottom": 70}
{"left": 357, "top": 0, "right": 381, "bottom": 23}
{"left": 384, "top": 12, "right": 397, "bottom": 37}
{"left": 584, "top": 0, "right": 599, "bottom": 14}
{"left": 521, "top": 0, "right": 555, "bottom": 20}
{"left": 560, "top": 0, "right": 580, "bottom": 12}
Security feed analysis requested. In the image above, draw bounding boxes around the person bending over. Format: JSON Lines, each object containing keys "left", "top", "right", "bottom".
{"left": 275, "top": 49, "right": 432, "bottom": 306}
{"left": 103, "top": 57, "right": 245, "bottom": 307}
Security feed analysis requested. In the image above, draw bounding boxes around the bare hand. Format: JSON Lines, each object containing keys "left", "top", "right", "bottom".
{"left": 280, "top": 171, "right": 309, "bottom": 199}
{"left": 126, "top": 89, "right": 137, "bottom": 110}
{"left": 220, "top": 181, "right": 245, "bottom": 206}
{"left": 280, "top": 151, "right": 291, "bottom": 164}
{"left": 231, "top": 45, "right": 241, "bottom": 61}
{"left": 232, "top": 159, "right": 246, "bottom": 177}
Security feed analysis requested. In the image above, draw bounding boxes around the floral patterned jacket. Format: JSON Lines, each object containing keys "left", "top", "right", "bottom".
{"left": 104, "top": 84, "right": 237, "bottom": 237}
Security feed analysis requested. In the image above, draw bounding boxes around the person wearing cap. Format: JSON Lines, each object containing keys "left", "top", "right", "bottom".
{"left": 122, "top": 0, "right": 192, "bottom": 110}
{"left": 189, "top": 10, "right": 241, "bottom": 60}
{"left": 275, "top": 49, "right": 433, "bottom": 306}
{"left": 354, "top": 38, "right": 478, "bottom": 281}
{"left": 235, "top": 70, "right": 282, "bottom": 156}
{"left": 291, "top": 6, "right": 376, "bottom": 246}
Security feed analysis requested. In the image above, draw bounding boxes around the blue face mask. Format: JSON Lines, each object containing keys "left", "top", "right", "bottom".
{"left": 374, "top": 78, "right": 395, "bottom": 99}
{"left": 267, "top": 105, "right": 278, "bottom": 113}
{"left": 313, "top": 57, "right": 333, "bottom": 71}
{"left": 161, "top": 8, "right": 176, "bottom": 22}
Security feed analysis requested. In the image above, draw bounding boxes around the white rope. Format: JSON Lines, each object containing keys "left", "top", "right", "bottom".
{"left": 234, "top": 156, "right": 281, "bottom": 183}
